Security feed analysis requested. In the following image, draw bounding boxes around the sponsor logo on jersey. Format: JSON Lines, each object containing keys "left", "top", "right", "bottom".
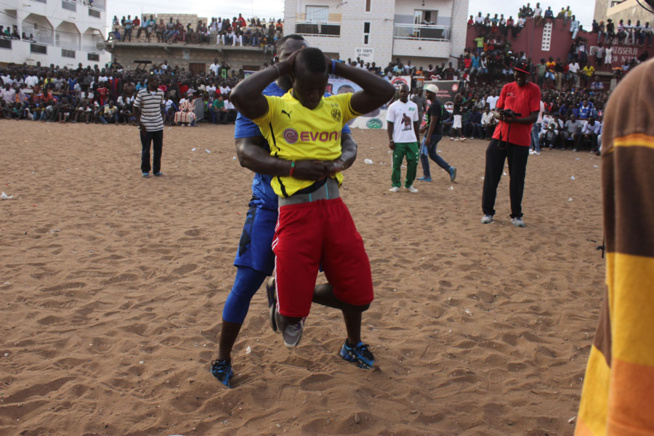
{"left": 298, "top": 131, "right": 341, "bottom": 142}
{"left": 283, "top": 128, "right": 299, "bottom": 144}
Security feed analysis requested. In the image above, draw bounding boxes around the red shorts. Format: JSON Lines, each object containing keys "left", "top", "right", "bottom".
{"left": 272, "top": 197, "right": 374, "bottom": 318}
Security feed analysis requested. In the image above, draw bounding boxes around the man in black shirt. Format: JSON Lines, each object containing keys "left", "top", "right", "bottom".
{"left": 417, "top": 84, "right": 457, "bottom": 183}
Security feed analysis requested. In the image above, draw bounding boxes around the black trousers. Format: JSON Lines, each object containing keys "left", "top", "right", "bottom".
{"left": 482, "top": 139, "right": 529, "bottom": 219}
{"left": 140, "top": 129, "right": 163, "bottom": 174}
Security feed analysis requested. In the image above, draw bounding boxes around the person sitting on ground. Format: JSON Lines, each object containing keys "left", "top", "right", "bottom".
{"left": 174, "top": 91, "right": 196, "bottom": 126}
{"left": 562, "top": 114, "right": 583, "bottom": 150}
{"left": 576, "top": 116, "right": 601, "bottom": 152}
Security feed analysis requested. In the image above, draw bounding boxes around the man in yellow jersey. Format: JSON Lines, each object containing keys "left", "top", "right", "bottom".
{"left": 574, "top": 57, "right": 654, "bottom": 435}
{"left": 230, "top": 47, "right": 394, "bottom": 368}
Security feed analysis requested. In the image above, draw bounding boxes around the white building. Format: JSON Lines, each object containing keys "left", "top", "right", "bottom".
{"left": 0, "top": 0, "right": 109, "bottom": 67}
{"left": 283, "top": 0, "right": 469, "bottom": 69}
{"left": 594, "top": 0, "right": 653, "bottom": 25}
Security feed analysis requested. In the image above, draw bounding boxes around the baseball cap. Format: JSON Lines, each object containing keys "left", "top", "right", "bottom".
{"left": 425, "top": 84, "right": 439, "bottom": 93}
{"left": 514, "top": 60, "right": 530, "bottom": 74}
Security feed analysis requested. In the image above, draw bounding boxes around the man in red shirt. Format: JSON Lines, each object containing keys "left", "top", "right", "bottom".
{"left": 481, "top": 60, "right": 541, "bottom": 227}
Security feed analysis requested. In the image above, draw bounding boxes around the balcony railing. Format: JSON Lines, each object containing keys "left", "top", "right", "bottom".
{"left": 393, "top": 24, "right": 451, "bottom": 41}
{"left": 295, "top": 21, "right": 340, "bottom": 37}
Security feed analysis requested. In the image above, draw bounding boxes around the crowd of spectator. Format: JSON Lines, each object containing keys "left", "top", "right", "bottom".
{"left": 107, "top": 13, "right": 284, "bottom": 52}
{"left": 0, "top": 25, "right": 36, "bottom": 42}
{"left": 591, "top": 18, "right": 653, "bottom": 47}
{"left": 0, "top": 60, "right": 244, "bottom": 126}
{"left": 3, "top": 4, "right": 653, "bottom": 149}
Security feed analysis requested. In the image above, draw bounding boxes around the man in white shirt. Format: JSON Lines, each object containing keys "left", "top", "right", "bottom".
{"left": 1, "top": 83, "right": 16, "bottom": 104}
{"left": 25, "top": 74, "right": 39, "bottom": 89}
{"left": 533, "top": 3, "right": 543, "bottom": 26}
{"left": 530, "top": 100, "right": 545, "bottom": 155}
{"left": 387, "top": 84, "right": 420, "bottom": 193}
{"left": 209, "top": 58, "right": 221, "bottom": 77}
{"left": 219, "top": 83, "right": 231, "bottom": 96}
{"left": 568, "top": 60, "right": 580, "bottom": 88}
{"left": 481, "top": 107, "right": 496, "bottom": 140}
{"left": 577, "top": 116, "right": 602, "bottom": 153}
{"left": 486, "top": 92, "right": 499, "bottom": 110}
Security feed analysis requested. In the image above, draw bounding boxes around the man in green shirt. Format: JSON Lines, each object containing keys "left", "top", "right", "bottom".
{"left": 211, "top": 95, "right": 227, "bottom": 124}
{"left": 474, "top": 35, "right": 485, "bottom": 56}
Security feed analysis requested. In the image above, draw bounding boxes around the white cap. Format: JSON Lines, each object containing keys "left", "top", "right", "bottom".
{"left": 425, "top": 84, "right": 439, "bottom": 94}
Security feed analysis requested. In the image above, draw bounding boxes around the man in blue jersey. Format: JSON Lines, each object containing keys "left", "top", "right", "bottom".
{"left": 210, "top": 35, "right": 361, "bottom": 388}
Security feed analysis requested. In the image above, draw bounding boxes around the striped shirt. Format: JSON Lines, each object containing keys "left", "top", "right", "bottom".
{"left": 134, "top": 88, "right": 164, "bottom": 132}
{"left": 575, "top": 58, "right": 654, "bottom": 436}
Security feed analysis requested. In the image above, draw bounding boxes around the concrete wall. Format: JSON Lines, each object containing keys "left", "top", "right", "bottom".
{"left": 593, "top": 0, "right": 610, "bottom": 23}
{"left": 107, "top": 43, "right": 272, "bottom": 74}
{"left": 605, "top": 0, "right": 653, "bottom": 24}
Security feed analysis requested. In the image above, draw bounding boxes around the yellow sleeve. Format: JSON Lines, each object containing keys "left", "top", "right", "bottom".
{"left": 251, "top": 95, "right": 278, "bottom": 128}
{"left": 329, "top": 93, "right": 360, "bottom": 125}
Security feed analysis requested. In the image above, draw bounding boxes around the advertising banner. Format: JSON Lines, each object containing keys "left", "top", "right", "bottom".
{"left": 327, "top": 76, "right": 390, "bottom": 130}
{"left": 423, "top": 80, "right": 460, "bottom": 113}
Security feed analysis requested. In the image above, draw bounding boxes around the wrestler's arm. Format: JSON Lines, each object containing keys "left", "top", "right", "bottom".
{"left": 333, "top": 62, "right": 395, "bottom": 115}
{"left": 236, "top": 132, "right": 357, "bottom": 180}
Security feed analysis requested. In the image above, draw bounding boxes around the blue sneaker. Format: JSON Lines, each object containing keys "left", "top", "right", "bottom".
{"left": 266, "top": 278, "right": 278, "bottom": 333}
{"left": 154, "top": 172, "right": 164, "bottom": 177}
{"left": 142, "top": 172, "right": 150, "bottom": 178}
{"left": 210, "top": 359, "right": 233, "bottom": 388}
{"left": 417, "top": 176, "right": 432, "bottom": 182}
{"left": 340, "top": 340, "right": 375, "bottom": 369}
{"left": 449, "top": 167, "right": 457, "bottom": 182}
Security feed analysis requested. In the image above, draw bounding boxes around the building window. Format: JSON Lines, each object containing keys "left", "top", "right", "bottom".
{"left": 306, "top": 6, "right": 329, "bottom": 22}
{"left": 365, "top": 0, "right": 371, "bottom": 12}
{"left": 88, "top": 53, "right": 100, "bottom": 61}
{"left": 414, "top": 10, "right": 438, "bottom": 25}
{"left": 30, "top": 44, "right": 47, "bottom": 54}
{"left": 363, "top": 22, "right": 370, "bottom": 45}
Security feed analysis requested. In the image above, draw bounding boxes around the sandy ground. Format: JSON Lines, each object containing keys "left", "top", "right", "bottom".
{"left": 0, "top": 120, "right": 604, "bottom": 435}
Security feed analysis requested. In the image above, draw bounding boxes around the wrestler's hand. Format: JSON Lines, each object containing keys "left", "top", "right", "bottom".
{"left": 293, "top": 160, "right": 328, "bottom": 181}
{"left": 277, "top": 49, "right": 303, "bottom": 76}
{"left": 324, "top": 159, "right": 345, "bottom": 177}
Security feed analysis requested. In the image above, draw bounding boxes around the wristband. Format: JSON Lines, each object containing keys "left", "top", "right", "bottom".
{"left": 331, "top": 59, "right": 336, "bottom": 75}
{"left": 289, "top": 160, "right": 296, "bottom": 177}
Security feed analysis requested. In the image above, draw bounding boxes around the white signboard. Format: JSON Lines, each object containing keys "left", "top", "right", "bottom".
{"left": 354, "top": 47, "right": 374, "bottom": 62}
